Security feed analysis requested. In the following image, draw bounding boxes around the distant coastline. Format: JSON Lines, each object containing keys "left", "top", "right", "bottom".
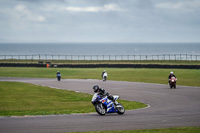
{"left": 0, "top": 42, "right": 200, "bottom": 55}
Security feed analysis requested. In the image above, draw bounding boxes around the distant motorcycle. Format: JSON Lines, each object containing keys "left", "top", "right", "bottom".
{"left": 91, "top": 93, "right": 125, "bottom": 115}
{"left": 56, "top": 72, "right": 61, "bottom": 81}
{"left": 103, "top": 76, "right": 107, "bottom": 81}
{"left": 57, "top": 76, "right": 61, "bottom": 81}
{"left": 169, "top": 76, "right": 177, "bottom": 89}
{"left": 102, "top": 72, "right": 108, "bottom": 82}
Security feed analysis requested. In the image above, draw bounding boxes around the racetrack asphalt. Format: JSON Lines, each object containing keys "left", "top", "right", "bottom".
{"left": 0, "top": 77, "right": 200, "bottom": 133}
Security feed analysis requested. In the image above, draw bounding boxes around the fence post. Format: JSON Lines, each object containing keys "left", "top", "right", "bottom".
{"left": 196, "top": 55, "right": 197, "bottom": 61}
{"left": 175, "top": 54, "right": 176, "bottom": 61}
{"left": 180, "top": 54, "right": 181, "bottom": 61}
{"left": 186, "top": 54, "right": 187, "bottom": 61}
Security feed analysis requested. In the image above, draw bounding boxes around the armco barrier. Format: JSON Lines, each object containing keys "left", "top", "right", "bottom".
{"left": 0, "top": 63, "right": 46, "bottom": 67}
{"left": 0, "top": 63, "right": 199, "bottom": 69}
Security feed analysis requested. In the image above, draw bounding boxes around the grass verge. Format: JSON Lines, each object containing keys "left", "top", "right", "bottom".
{"left": 0, "top": 67, "right": 200, "bottom": 87}
{"left": 0, "top": 81, "right": 147, "bottom": 116}
{"left": 68, "top": 127, "right": 200, "bottom": 133}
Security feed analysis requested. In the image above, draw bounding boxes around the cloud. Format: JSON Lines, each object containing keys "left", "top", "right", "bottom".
{"left": 0, "top": 0, "right": 200, "bottom": 43}
{"left": 65, "top": 3, "right": 121, "bottom": 12}
{"left": 14, "top": 4, "right": 45, "bottom": 22}
{"left": 155, "top": 0, "right": 200, "bottom": 12}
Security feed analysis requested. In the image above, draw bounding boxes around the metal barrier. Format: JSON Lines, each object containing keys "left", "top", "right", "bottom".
{"left": 0, "top": 54, "right": 200, "bottom": 61}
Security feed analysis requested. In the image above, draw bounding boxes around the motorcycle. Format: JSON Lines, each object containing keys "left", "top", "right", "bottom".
{"left": 103, "top": 76, "right": 107, "bottom": 81}
{"left": 91, "top": 93, "right": 125, "bottom": 115}
{"left": 57, "top": 76, "right": 61, "bottom": 81}
{"left": 169, "top": 76, "right": 177, "bottom": 89}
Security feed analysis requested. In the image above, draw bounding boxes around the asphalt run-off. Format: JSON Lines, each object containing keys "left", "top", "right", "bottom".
{"left": 0, "top": 77, "right": 200, "bottom": 133}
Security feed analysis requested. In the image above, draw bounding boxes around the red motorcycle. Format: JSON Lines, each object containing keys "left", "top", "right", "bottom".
{"left": 169, "top": 77, "right": 177, "bottom": 89}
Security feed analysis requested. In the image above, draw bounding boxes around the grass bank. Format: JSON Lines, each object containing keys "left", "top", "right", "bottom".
{"left": 0, "top": 82, "right": 146, "bottom": 116}
{"left": 68, "top": 127, "right": 200, "bottom": 133}
{"left": 0, "top": 67, "right": 200, "bottom": 87}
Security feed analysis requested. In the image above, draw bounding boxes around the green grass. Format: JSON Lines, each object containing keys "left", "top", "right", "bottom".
{"left": 69, "top": 127, "right": 200, "bottom": 133}
{"left": 0, "top": 81, "right": 147, "bottom": 116}
{"left": 0, "top": 67, "right": 200, "bottom": 87}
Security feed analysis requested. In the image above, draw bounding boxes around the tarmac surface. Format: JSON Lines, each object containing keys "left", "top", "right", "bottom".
{"left": 0, "top": 77, "right": 200, "bottom": 133}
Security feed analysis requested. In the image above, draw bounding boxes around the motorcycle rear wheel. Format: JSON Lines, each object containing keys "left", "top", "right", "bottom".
{"left": 116, "top": 103, "right": 125, "bottom": 115}
{"left": 95, "top": 103, "right": 106, "bottom": 115}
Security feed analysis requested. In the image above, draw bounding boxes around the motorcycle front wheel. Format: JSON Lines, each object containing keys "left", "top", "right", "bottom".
{"left": 95, "top": 103, "right": 106, "bottom": 115}
{"left": 116, "top": 103, "right": 125, "bottom": 115}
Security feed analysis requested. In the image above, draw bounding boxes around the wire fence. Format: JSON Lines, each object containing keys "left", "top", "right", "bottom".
{"left": 0, "top": 54, "right": 200, "bottom": 61}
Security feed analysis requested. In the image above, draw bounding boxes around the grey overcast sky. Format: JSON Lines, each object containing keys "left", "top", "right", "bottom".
{"left": 0, "top": 0, "right": 200, "bottom": 43}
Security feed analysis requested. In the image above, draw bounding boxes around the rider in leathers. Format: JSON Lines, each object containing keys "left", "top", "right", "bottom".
{"left": 92, "top": 85, "right": 117, "bottom": 106}
{"left": 168, "top": 71, "right": 176, "bottom": 84}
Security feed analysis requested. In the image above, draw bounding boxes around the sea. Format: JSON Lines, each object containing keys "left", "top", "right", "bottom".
{"left": 0, "top": 42, "right": 200, "bottom": 55}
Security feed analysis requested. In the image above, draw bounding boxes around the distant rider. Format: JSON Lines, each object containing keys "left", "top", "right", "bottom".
{"left": 102, "top": 70, "right": 108, "bottom": 81}
{"left": 56, "top": 71, "right": 61, "bottom": 81}
{"left": 92, "top": 85, "right": 118, "bottom": 105}
{"left": 101, "top": 70, "right": 105, "bottom": 79}
{"left": 168, "top": 71, "right": 176, "bottom": 84}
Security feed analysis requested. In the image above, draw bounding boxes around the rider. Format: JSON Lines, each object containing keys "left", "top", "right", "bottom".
{"left": 101, "top": 70, "right": 106, "bottom": 79}
{"left": 57, "top": 71, "right": 61, "bottom": 79}
{"left": 92, "top": 85, "right": 118, "bottom": 106}
{"left": 57, "top": 71, "right": 61, "bottom": 76}
{"left": 168, "top": 71, "right": 176, "bottom": 84}
{"left": 102, "top": 70, "right": 108, "bottom": 81}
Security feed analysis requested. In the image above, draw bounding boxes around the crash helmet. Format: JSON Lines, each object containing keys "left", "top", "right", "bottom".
{"left": 93, "top": 85, "right": 100, "bottom": 93}
{"left": 170, "top": 71, "right": 174, "bottom": 75}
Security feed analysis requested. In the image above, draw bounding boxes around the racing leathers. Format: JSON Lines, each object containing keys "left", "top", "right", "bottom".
{"left": 168, "top": 74, "right": 176, "bottom": 84}
{"left": 92, "top": 88, "right": 116, "bottom": 105}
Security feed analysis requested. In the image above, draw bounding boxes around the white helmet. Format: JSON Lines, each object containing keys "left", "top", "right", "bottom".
{"left": 170, "top": 71, "right": 173, "bottom": 75}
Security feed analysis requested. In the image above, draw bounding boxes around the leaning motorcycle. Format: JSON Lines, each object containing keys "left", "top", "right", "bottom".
{"left": 169, "top": 76, "right": 177, "bottom": 89}
{"left": 91, "top": 93, "right": 125, "bottom": 115}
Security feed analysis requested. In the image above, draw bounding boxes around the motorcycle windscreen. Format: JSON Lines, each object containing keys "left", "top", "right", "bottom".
{"left": 91, "top": 93, "right": 98, "bottom": 102}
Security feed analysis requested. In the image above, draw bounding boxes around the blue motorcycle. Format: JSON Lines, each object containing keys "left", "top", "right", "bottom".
{"left": 91, "top": 93, "right": 125, "bottom": 115}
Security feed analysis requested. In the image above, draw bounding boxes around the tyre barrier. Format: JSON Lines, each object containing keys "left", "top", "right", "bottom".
{"left": 0, "top": 63, "right": 199, "bottom": 69}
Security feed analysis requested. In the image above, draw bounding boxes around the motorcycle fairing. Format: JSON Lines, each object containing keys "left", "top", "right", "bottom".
{"left": 92, "top": 93, "right": 119, "bottom": 113}
{"left": 100, "top": 97, "right": 116, "bottom": 113}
